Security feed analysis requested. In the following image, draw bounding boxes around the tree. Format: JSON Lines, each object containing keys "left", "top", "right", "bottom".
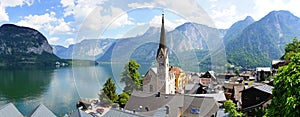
{"left": 120, "top": 60, "right": 142, "bottom": 94}
{"left": 99, "top": 77, "right": 118, "bottom": 106}
{"left": 233, "top": 69, "right": 240, "bottom": 76}
{"left": 283, "top": 37, "right": 300, "bottom": 60}
{"left": 265, "top": 53, "right": 300, "bottom": 116}
{"left": 224, "top": 100, "right": 243, "bottom": 117}
{"left": 118, "top": 92, "right": 130, "bottom": 108}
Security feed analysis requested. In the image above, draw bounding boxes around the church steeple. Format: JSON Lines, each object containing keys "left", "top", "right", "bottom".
{"left": 159, "top": 14, "right": 166, "bottom": 49}
{"left": 157, "top": 14, "right": 167, "bottom": 59}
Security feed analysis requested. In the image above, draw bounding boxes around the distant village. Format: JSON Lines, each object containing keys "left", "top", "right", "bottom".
{"left": 70, "top": 14, "right": 282, "bottom": 117}
{"left": 0, "top": 14, "right": 287, "bottom": 117}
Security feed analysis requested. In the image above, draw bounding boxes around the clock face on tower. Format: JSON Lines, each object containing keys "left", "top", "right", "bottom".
{"left": 157, "top": 53, "right": 164, "bottom": 64}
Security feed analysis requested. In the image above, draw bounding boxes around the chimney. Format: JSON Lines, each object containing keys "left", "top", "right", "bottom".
{"left": 156, "top": 92, "right": 161, "bottom": 97}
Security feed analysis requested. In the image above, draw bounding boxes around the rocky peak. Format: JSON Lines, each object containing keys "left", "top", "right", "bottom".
{"left": 0, "top": 24, "right": 53, "bottom": 55}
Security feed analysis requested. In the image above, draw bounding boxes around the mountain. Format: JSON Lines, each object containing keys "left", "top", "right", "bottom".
{"left": 52, "top": 45, "right": 69, "bottom": 59}
{"left": 52, "top": 39, "right": 116, "bottom": 60}
{"left": 0, "top": 24, "right": 61, "bottom": 66}
{"left": 96, "top": 22, "right": 225, "bottom": 72}
{"left": 226, "top": 10, "right": 300, "bottom": 68}
{"left": 223, "top": 16, "right": 255, "bottom": 45}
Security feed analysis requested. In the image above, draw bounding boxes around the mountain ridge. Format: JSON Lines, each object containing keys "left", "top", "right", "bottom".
{"left": 0, "top": 24, "right": 61, "bottom": 66}
{"left": 226, "top": 10, "right": 300, "bottom": 68}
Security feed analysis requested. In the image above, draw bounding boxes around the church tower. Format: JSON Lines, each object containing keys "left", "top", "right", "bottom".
{"left": 156, "top": 14, "right": 173, "bottom": 94}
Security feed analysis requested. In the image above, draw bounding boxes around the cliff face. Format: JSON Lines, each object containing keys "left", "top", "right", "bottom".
{"left": 0, "top": 24, "right": 53, "bottom": 55}
{"left": 0, "top": 24, "right": 60, "bottom": 65}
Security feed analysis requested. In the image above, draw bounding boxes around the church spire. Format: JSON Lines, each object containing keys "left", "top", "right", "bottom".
{"left": 159, "top": 13, "right": 166, "bottom": 49}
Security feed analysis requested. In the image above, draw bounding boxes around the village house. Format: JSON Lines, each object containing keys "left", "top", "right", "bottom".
{"left": 271, "top": 60, "right": 289, "bottom": 76}
{"left": 124, "top": 91, "right": 220, "bottom": 117}
{"left": 241, "top": 84, "right": 273, "bottom": 110}
{"left": 256, "top": 67, "right": 271, "bottom": 82}
{"left": 169, "top": 66, "right": 188, "bottom": 94}
{"left": 199, "top": 71, "right": 216, "bottom": 87}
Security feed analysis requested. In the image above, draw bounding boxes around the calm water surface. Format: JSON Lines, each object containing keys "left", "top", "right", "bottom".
{"left": 0, "top": 64, "right": 150, "bottom": 116}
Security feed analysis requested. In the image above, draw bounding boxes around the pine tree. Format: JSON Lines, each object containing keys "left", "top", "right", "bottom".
{"left": 99, "top": 77, "right": 118, "bottom": 106}
{"left": 120, "top": 60, "right": 142, "bottom": 94}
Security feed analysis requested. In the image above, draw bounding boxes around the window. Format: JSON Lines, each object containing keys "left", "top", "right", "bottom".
{"left": 165, "top": 106, "right": 169, "bottom": 114}
{"left": 191, "top": 108, "right": 201, "bottom": 114}
{"left": 150, "top": 85, "right": 153, "bottom": 92}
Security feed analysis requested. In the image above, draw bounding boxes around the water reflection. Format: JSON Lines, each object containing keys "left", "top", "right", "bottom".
{"left": 0, "top": 68, "right": 52, "bottom": 101}
{"left": 0, "top": 64, "right": 148, "bottom": 116}
{"left": 0, "top": 67, "right": 79, "bottom": 115}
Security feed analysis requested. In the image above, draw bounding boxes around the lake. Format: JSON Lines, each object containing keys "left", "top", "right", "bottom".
{"left": 0, "top": 64, "right": 151, "bottom": 116}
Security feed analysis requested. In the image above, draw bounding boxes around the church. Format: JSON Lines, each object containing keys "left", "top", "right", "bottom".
{"left": 142, "top": 14, "right": 186, "bottom": 94}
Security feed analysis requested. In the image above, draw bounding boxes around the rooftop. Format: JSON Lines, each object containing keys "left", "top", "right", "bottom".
{"left": 28, "top": 104, "right": 56, "bottom": 117}
{"left": 125, "top": 91, "right": 219, "bottom": 117}
{"left": 253, "top": 85, "right": 274, "bottom": 94}
{"left": 0, "top": 103, "right": 23, "bottom": 117}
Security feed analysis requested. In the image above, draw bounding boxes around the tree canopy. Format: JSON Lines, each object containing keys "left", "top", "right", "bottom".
{"left": 120, "top": 60, "right": 142, "bottom": 94}
{"left": 224, "top": 100, "right": 243, "bottom": 117}
{"left": 283, "top": 37, "right": 300, "bottom": 60}
{"left": 117, "top": 92, "right": 130, "bottom": 108}
{"left": 265, "top": 53, "right": 300, "bottom": 116}
{"left": 99, "top": 77, "right": 118, "bottom": 106}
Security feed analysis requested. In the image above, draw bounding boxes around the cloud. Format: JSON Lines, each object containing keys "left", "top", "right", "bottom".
{"left": 60, "top": 0, "right": 105, "bottom": 21}
{"left": 128, "top": 0, "right": 215, "bottom": 28}
{"left": 16, "top": 12, "right": 73, "bottom": 35}
{"left": 65, "top": 38, "right": 74, "bottom": 45}
{"left": 198, "top": 0, "right": 300, "bottom": 29}
{"left": 211, "top": 5, "right": 237, "bottom": 19}
{"left": 0, "top": 7, "right": 9, "bottom": 22}
{"left": 210, "top": 5, "right": 238, "bottom": 28}
{"left": 128, "top": 2, "right": 155, "bottom": 8}
{"left": 253, "top": 0, "right": 300, "bottom": 19}
{"left": 49, "top": 37, "right": 60, "bottom": 44}
{"left": 0, "top": 0, "right": 34, "bottom": 22}
{"left": 110, "top": 12, "right": 134, "bottom": 28}
{"left": 76, "top": 6, "right": 135, "bottom": 41}
{"left": 149, "top": 15, "right": 187, "bottom": 30}
{"left": 0, "top": 0, "right": 33, "bottom": 7}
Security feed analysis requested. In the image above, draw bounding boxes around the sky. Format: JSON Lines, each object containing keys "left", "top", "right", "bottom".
{"left": 0, "top": 0, "right": 299, "bottom": 47}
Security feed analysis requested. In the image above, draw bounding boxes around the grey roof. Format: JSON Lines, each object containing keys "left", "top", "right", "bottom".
{"left": 28, "top": 104, "right": 56, "bottom": 117}
{"left": 254, "top": 85, "right": 274, "bottom": 94}
{"left": 187, "top": 92, "right": 227, "bottom": 102}
{"left": 256, "top": 67, "right": 271, "bottom": 72}
{"left": 182, "top": 96, "right": 219, "bottom": 117}
{"left": 125, "top": 91, "right": 219, "bottom": 117}
{"left": 184, "top": 83, "right": 200, "bottom": 94}
{"left": 69, "top": 109, "right": 92, "bottom": 117}
{"left": 103, "top": 108, "right": 145, "bottom": 117}
{"left": 0, "top": 103, "right": 23, "bottom": 117}
{"left": 272, "top": 60, "right": 285, "bottom": 65}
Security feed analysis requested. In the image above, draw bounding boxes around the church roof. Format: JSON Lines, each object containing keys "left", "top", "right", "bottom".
{"left": 159, "top": 14, "right": 166, "bottom": 50}
{"left": 156, "top": 14, "right": 168, "bottom": 59}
